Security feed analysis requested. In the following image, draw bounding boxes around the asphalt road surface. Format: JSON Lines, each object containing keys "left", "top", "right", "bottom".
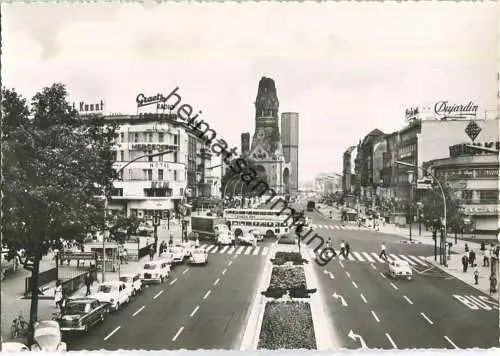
{"left": 68, "top": 240, "right": 273, "bottom": 350}
{"left": 305, "top": 207, "right": 499, "bottom": 349}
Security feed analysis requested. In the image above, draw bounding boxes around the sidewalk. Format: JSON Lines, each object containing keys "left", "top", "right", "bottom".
{"left": 1, "top": 253, "right": 150, "bottom": 342}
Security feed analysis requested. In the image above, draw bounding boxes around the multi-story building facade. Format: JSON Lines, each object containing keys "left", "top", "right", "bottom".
{"left": 342, "top": 146, "right": 357, "bottom": 193}
{"left": 354, "top": 129, "right": 385, "bottom": 203}
{"left": 106, "top": 113, "right": 212, "bottom": 220}
{"left": 281, "top": 112, "right": 299, "bottom": 194}
{"left": 426, "top": 142, "right": 499, "bottom": 234}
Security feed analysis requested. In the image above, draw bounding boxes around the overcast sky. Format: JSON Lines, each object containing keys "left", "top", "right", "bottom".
{"left": 2, "top": 1, "right": 498, "bottom": 182}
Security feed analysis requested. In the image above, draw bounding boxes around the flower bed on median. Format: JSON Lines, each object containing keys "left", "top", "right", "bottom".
{"left": 258, "top": 301, "right": 316, "bottom": 350}
{"left": 271, "top": 251, "right": 308, "bottom": 265}
{"left": 262, "top": 265, "right": 316, "bottom": 298}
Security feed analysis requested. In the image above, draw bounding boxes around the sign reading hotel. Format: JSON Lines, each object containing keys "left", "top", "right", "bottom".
{"left": 434, "top": 101, "right": 478, "bottom": 119}
{"left": 72, "top": 100, "right": 105, "bottom": 115}
{"left": 136, "top": 93, "right": 174, "bottom": 111}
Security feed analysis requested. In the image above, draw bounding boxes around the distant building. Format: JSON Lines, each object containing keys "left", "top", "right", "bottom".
{"left": 281, "top": 112, "right": 299, "bottom": 194}
{"left": 354, "top": 129, "right": 385, "bottom": 203}
{"left": 342, "top": 146, "right": 357, "bottom": 193}
{"left": 241, "top": 133, "right": 250, "bottom": 155}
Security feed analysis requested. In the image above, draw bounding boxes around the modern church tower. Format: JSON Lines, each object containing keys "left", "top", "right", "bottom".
{"left": 281, "top": 112, "right": 299, "bottom": 194}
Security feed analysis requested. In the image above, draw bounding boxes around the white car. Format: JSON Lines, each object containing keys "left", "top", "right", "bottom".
{"left": 217, "top": 230, "right": 234, "bottom": 246}
{"left": 140, "top": 261, "right": 170, "bottom": 284}
{"left": 169, "top": 245, "right": 186, "bottom": 264}
{"left": 188, "top": 248, "right": 209, "bottom": 265}
{"left": 119, "top": 273, "right": 143, "bottom": 296}
{"left": 91, "top": 281, "right": 132, "bottom": 311}
{"left": 181, "top": 241, "right": 196, "bottom": 257}
{"left": 249, "top": 229, "right": 264, "bottom": 242}
{"left": 238, "top": 232, "right": 256, "bottom": 245}
{"left": 30, "top": 320, "right": 67, "bottom": 352}
{"left": 388, "top": 260, "right": 413, "bottom": 280}
{"left": 2, "top": 342, "right": 30, "bottom": 352}
{"left": 214, "top": 224, "right": 230, "bottom": 236}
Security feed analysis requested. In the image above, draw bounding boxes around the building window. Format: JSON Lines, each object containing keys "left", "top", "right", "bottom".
{"left": 128, "top": 169, "right": 132, "bottom": 180}
{"left": 174, "top": 170, "right": 178, "bottom": 181}
{"left": 173, "top": 152, "right": 178, "bottom": 163}
{"left": 110, "top": 188, "right": 123, "bottom": 196}
{"left": 479, "top": 190, "right": 499, "bottom": 202}
{"left": 148, "top": 151, "right": 153, "bottom": 162}
{"left": 477, "top": 168, "right": 499, "bottom": 178}
{"left": 134, "top": 133, "right": 139, "bottom": 143}
{"left": 130, "top": 209, "right": 138, "bottom": 217}
{"left": 148, "top": 133, "right": 153, "bottom": 142}
{"left": 158, "top": 133, "right": 164, "bottom": 142}
{"left": 120, "top": 133, "right": 124, "bottom": 142}
{"left": 158, "top": 154, "right": 163, "bottom": 162}
{"left": 158, "top": 169, "right": 163, "bottom": 181}
{"left": 174, "top": 134, "right": 179, "bottom": 145}
{"left": 180, "top": 188, "right": 184, "bottom": 197}
{"left": 145, "top": 169, "right": 152, "bottom": 181}
{"left": 120, "top": 151, "right": 124, "bottom": 161}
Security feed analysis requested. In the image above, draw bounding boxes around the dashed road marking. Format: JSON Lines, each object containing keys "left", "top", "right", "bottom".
{"left": 379, "top": 272, "right": 386, "bottom": 279}
{"left": 228, "top": 261, "right": 233, "bottom": 266}
{"left": 190, "top": 305, "right": 199, "bottom": 317}
{"left": 371, "top": 310, "right": 380, "bottom": 322}
{"left": 390, "top": 282, "right": 398, "bottom": 290}
{"left": 222, "top": 268, "right": 227, "bottom": 275}
{"left": 352, "top": 281, "right": 358, "bottom": 289}
{"left": 339, "top": 261, "right": 344, "bottom": 268}
{"left": 219, "top": 246, "right": 229, "bottom": 254}
{"left": 172, "top": 326, "right": 184, "bottom": 342}
{"left": 227, "top": 246, "right": 236, "bottom": 254}
{"left": 386, "top": 333, "right": 397, "bottom": 348}
{"left": 360, "top": 294, "right": 367, "bottom": 303}
{"left": 345, "top": 271, "right": 351, "bottom": 278}
{"left": 132, "top": 306, "right": 145, "bottom": 317}
{"left": 347, "top": 254, "right": 355, "bottom": 261}
{"left": 153, "top": 290, "right": 164, "bottom": 299}
{"left": 235, "top": 246, "right": 244, "bottom": 254}
{"left": 353, "top": 252, "right": 365, "bottom": 262}
{"left": 104, "top": 326, "right": 121, "bottom": 341}
{"left": 362, "top": 252, "right": 375, "bottom": 263}
{"left": 444, "top": 336, "right": 459, "bottom": 349}
{"left": 398, "top": 254, "right": 416, "bottom": 265}
{"left": 244, "top": 247, "right": 251, "bottom": 255}
{"left": 420, "top": 312, "right": 433, "bottom": 325}
{"left": 169, "top": 278, "right": 178, "bottom": 285}
{"left": 370, "top": 263, "right": 377, "bottom": 270}
{"left": 203, "top": 290, "right": 211, "bottom": 299}
{"left": 252, "top": 247, "right": 260, "bottom": 256}
{"left": 182, "top": 268, "right": 190, "bottom": 275}
{"left": 214, "top": 278, "right": 220, "bottom": 286}
{"left": 403, "top": 295, "right": 413, "bottom": 305}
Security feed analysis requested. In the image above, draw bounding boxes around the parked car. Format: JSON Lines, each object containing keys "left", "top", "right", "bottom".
{"left": 388, "top": 260, "right": 413, "bottom": 280}
{"left": 238, "top": 232, "right": 256, "bottom": 245}
{"left": 217, "top": 230, "right": 234, "bottom": 246}
{"left": 169, "top": 245, "right": 186, "bottom": 264}
{"left": 1, "top": 342, "right": 30, "bottom": 352}
{"left": 91, "top": 281, "right": 132, "bottom": 311}
{"left": 181, "top": 241, "right": 196, "bottom": 257}
{"left": 30, "top": 320, "right": 67, "bottom": 352}
{"left": 188, "top": 248, "right": 209, "bottom": 265}
{"left": 119, "top": 273, "right": 143, "bottom": 296}
{"left": 58, "top": 297, "right": 108, "bottom": 332}
{"left": 140, "top": 261, "right": 170, "bottom": 284}
{"left": 249, "top": 229, "right": 264, "bottom": 242}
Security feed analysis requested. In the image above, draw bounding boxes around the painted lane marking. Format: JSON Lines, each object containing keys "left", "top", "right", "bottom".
{"left": 219, "top": 246, "right": 229, "bottom": 254}
{"left": 244, "top": 246, "right": 251, "bottom": 255}
{"left": 153, "top": 290, "right": 164, "bottom": 299}
{"left": 360, "top": 294, "right": 367, "bottom": 304}
{"left": 338, "top": 255, "right": 345, "bottom": 261}
{"left": 352, "top": 281, "right": 358, "bottom": 289}
{"left": 222, "top": 268, "right": 227, "bottom": 275}
{"left": 371, "top": 252, "right": 385, "bottom": 263}
{"left": 227, "top": 246, "right": 236, "bottom": 254}
{"left": 104, "top": 326, "right": 121, "bottom": 341}
{"left": 207, "top": 245, "right": 217, "bottom": 253}
{"left": 420, "top": 312, "right": 434, "bottom": 325}
{"left": 345, "top": 271, "right": 351, "bottom": 278}
{"left": 228, "top": 260, "right": 233, "bottom": 266}
{"left": 172, "top": 326, "right": 184, "bottom": 342}
{"left": 390, "top": 254, "right": 403, "bottom": 262}
{"left": 203, "top": 290, "right": 211, "bottom": 299}
{"left": 236, "top": 246, "right": 245, "bottom": 254}
{"left": 379, "top": 272, "right": 387, "bottom": 279}
{"left": 347, "top": 253, "right": 355, "bottom": 261}
{"left": 339, "top": 261, "right": 345, "bottom": 268}
{"left": 386, "top": 333, "right": 397, "bottom": 348}
{"left": 398, "top": 254, "right": 416, "bottom": 265}
{"left": 190, "top": 305, "right": 199, "bottom": 317}
{"left": 403, "top": 295, "right": 413, "bottom": 305}
{"left": 353, "top": 252, "right": 365, "bottom": 262}
{"left": 444, "top": 336, "right": 459, "bottom": 349}
{"left": 407, "top": 255, "right": 428, "bottom": 266}
{"left": 371, "top": 310, "right": 380, "bottom": 322}
{"left": 132, "top": 306, "right": 145, "bottom": 317}
{"left": 419, "top": 256, "right": 427, "bottom": 259}
{"left": 390, "top": 282, "right": 399, "bottom": 290}
{"left": 370, "top": 263, "right": 377, "bottom": 270}
{"left": 182, "top": 268, "right": 190, "bottom": 275}
{"left": 214, "top": 278, "right": 220, "bottom": 286}
{"left": 262, "top": 247, "right": 269, "bottom": 256}
{"left": 252, "top": 247, "right": 260, "bottom": 256}
{"left": 362, "top": 252, "right": 375, "bottom": 263}
{"left": 169, "top": 278, "right": 178, "bottom": 285}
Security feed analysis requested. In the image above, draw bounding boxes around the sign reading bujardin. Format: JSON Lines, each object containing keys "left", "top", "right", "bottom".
{"left": 434, "top": 101, "right": 478, "bottom": 117}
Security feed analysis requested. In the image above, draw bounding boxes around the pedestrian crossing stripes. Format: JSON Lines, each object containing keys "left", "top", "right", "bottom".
{"left": 197, "top": 243, "right": 431, "bottom": 266}
{"left": 311, "top": 224, "right": 373, "bottom": 231}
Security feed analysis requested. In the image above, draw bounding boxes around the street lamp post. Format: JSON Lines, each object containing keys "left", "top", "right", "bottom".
{"left": 394, "top": 160, "right": 447, "bottom": 266}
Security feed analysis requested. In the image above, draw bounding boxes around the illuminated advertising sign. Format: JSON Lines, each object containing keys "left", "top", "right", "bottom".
{"left": 434, "top": 101, "right": 478, "bottom": 118}
{"left": 72, "top": 100, "right": 104, "bottom": 114}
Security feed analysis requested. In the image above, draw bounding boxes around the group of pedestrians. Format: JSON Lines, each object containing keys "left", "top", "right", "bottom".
{"left": 325, "top": 238, "right": 351, "bottom": 259}
{"left": 462, "top": 242, "right": 499, "bottom": 295}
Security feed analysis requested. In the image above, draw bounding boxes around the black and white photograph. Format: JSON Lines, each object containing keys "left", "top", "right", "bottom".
{"left": 1, "top": 0, "right": 499, "bottom": 352}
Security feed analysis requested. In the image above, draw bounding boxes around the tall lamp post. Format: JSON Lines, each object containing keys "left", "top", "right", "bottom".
{"left": 395, "top": 160, "right": 447, "bottom": 266}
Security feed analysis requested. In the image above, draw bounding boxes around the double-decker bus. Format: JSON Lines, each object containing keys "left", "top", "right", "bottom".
{"left": 223, "top": 208, "right": 290, "bottom": 239}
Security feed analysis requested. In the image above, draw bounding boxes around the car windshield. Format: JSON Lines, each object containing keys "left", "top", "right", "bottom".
{"left": 65, "top": 303, "right": 87, "bottom": 314}
{"left": 34, "top": 328, "right": 60, "bottom": 348}
{"left": 143, "top": 264, "right": 157, "bottom": 270}
{"left": 98, "top": 285, "right": 113, "bottom": 293}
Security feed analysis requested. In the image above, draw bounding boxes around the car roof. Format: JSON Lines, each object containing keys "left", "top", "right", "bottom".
{"left": 119, "top": 273, "right": 138, "bottom": 278}
{"left": 67, "top": 297, "right": 98, "bottom": 304}
{"left": 34, "top": 320, "right": 60, "bottom": 329}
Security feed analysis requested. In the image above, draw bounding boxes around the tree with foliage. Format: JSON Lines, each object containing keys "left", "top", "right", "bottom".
{"left": 1, "top": 83, "right": 118, "bottom": 344}
{"left": 420, "top": 183, "right": 465, "bottom": 233}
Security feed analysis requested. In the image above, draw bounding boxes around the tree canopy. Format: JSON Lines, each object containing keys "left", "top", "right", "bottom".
{"left": 1, "top": 83, "right": 119, "bottom": 260}
{"left": 420, "top": 182, "right": 465, "bottom": 231}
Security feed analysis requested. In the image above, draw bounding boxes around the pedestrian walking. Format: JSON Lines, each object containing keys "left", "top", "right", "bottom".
{"left": 483, "top": 247, "right": 490, "bottom": 267}
{"left": 84, "top": 272, "right": 92, "bottom": 296}
{"left": 462, "top": 254, "right": 469, "bottom": 272}
{"left": 149, "top": 245, "right": 155, "bottom": 261}
{"left": 379, "top": 242, "right": 388, "bottom": 261}
{"left": 489, "top": 274, "right": 497, "bottom": 294}
{"left": 122, "top": 248, "right": 128, "bottom": 264}
{"left": 464, "top": 243, "right": 469, "bottom": 253}
{"left": 345, "top": 242, "right": 351, "bottom": 258}
{"left": 54, "top": 280, "right": 63, "bottom": 311}
{"left": 326, "top": 237, "right": 332, "bottom": 249}
{"left": 340, "top": 240, "right": 345, "bottom": 258}
{"left": 473, "top": 267, "right": 479, "bottom": 285}
{"left": 469, "top": 249, "right": 476, "bottom": 267}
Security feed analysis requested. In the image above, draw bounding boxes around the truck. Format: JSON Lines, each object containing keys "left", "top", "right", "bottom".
{"left": 307, "top": 201, "right": 316, "bottom": 212}
{"left": 191, "top": 216, "right": 226, "bottom": 241}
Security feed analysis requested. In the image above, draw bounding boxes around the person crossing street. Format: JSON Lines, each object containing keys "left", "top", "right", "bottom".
{"left": 340, "top": 240, "right": 345, "bottom": 258}
{"left": 379, "top": 242, "right": 388, "bottom": 261}
{"left": 345, "top": 241, "right": 351, "bottom": 258}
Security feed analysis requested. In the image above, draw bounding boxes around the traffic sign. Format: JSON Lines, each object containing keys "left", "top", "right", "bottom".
{"left": 153, "top": 215, "right": 161, "bottom": 227}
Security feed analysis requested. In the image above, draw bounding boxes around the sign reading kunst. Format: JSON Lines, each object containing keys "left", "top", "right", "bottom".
{"left": 434, "top": 101, "right": 478, "bottom": 118}
{"left": 72, "top": 100, "right": 104, "bottom": 114}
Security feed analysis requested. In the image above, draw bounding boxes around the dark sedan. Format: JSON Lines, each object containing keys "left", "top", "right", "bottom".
{"left": 57, "top": 298, "right": 109, "bottom": 333}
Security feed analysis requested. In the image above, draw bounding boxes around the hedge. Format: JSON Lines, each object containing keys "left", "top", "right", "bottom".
{"left": 262, "top": 266, "right": 316, "bottom": 298}
{"left": 271, "top": 252, "right": 308, "bottom": 265}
